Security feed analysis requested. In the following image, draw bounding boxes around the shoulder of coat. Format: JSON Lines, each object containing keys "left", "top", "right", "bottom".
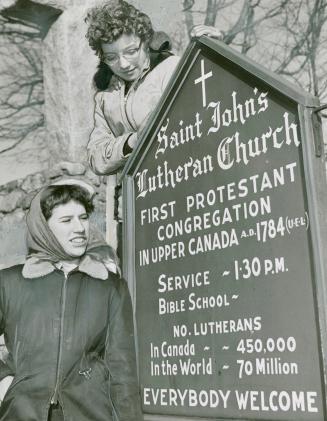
{"left": 0, "top": 264, "right": 24, "bottom": 284}
{"left": 154, "top": 55, "right": 180, "bottom": 71}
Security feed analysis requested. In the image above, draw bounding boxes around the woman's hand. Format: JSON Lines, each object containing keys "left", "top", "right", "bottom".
{"left": 0, "top": 376, "right": 14, "bottom": 403}
{"left": 126, "top": 132, "right": 138, "bottom": 151}
{"left": 125, "top": 115, "right": 150, "bottom": 153}
{"left": 190, "top": 25, "right": 224, "bottom": 40}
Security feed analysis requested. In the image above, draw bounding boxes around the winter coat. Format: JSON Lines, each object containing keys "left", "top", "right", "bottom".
{"left": 0, "top": 262, "right": 142, "bottom": 421}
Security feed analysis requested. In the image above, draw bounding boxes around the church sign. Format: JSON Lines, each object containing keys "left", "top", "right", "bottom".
{"left": 122, "top": 37, "right": 327, "bottom": 420}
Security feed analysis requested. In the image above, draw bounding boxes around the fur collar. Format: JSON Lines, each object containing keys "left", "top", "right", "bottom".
{"left": 22, "top": 248, "right": 120, "bottom": 280}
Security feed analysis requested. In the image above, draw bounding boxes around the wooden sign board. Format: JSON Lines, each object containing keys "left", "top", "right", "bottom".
{"left": 121, "top": 37, "right": 327, "bottom": 420}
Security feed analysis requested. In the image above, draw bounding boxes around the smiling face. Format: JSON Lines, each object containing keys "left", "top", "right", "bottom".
{"left": 47, "top": 200, "right": 90, "bottom": 258}
{"left": 101, "top": 33, "right": 149, "bottom": 82}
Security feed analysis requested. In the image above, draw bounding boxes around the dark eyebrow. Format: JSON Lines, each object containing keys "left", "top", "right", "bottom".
{"left": 58, "top": 215, "right": 73, "bottom": 220}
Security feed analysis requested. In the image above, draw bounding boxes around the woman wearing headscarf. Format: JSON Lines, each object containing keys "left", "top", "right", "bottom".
{"left": 0, "top": 180, "right": 141, "bottom": 421}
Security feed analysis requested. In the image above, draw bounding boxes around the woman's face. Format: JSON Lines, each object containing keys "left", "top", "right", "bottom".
{"left": 47, "top": 200, "right": 90, "bottom": 258}
{"left": 101, "top": 33, "right": 149, "bottom": 82}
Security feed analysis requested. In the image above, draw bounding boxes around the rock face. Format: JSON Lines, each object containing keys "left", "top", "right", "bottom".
{"left": 43, "top": 4, "right": 100, "bottom": 165}
{"left": 0, "top": 191, "right": 25, "bottom": 213}
{"left": 53, "top": 161, "right": 86, "bottom": 176}
{"left": 21, "top": 173, "right": 47, "bottom": 194}
{"left": 0, "top": 0, "right": 103, "bottom": 178}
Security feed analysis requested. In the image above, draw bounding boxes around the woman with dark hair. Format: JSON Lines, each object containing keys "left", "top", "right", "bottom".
{"left": 85, "top": 0, "right": 221, "bottom": 175}
{"left": 0, "top": 180, "right": 141, "bottom": 421}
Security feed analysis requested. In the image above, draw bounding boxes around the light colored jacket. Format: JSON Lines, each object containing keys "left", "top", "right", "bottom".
{"left": 87, "top": 55, "right": 180, "bottom": 175}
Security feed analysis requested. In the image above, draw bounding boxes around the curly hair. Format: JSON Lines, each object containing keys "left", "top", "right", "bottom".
{"left": 85, "top": 1, "right": 154, "bottom": 58}
{"left": 41, "top": 185, "right": 94, "bottom": 221}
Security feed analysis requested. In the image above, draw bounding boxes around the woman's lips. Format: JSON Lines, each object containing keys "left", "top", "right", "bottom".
{"left": 70, "top": 237, "right": 86, "bottom": 245}
{"left": 124, "top": 67, "right": 136, "bottom": 74}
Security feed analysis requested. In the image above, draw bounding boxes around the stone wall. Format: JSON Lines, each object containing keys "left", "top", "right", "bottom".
{"left": 42, "top": 5, "right": 99, "bottom": 165}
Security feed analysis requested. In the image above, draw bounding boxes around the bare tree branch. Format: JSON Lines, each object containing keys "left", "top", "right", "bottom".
{"left": 183, "top": 0, "right": 196, "bottom": 36}
{"left": 182, "top": 0, "right": 327, "bottom": 100}
{"left": 205, "top": 0, "right": 220, "bottom": 26}
{"left": 0, "top": 13, "right": 44, "bottom": 155}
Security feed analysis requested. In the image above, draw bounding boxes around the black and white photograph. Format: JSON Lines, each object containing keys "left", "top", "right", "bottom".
{"left": 0, "top": 1, "right": 327, "bottom": 420}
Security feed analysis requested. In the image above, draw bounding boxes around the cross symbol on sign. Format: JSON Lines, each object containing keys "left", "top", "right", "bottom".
{"left": 194, "top": 59, "right": 213, "bottom": 108}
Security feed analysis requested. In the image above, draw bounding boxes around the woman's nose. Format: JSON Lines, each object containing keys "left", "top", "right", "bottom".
{"left": 118, "top": 55, "right": 130, "bottom": 69}
{"left": 73, "top": 218, "right": 85, "bottom": 232}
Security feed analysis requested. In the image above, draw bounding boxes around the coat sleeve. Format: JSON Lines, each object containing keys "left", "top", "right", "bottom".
{"left": 0, "top": 271, "right": 14, "bottom": 381}
{"left": 87, "top": 92, "right": 137, "bottom": 175}
{"left": 105, "top": 277, "right": 143, "bottom": 421}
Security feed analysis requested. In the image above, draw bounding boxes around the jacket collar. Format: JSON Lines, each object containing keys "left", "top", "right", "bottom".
{"left": 22, "top": 251, "right": 120, "bottom": 280}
